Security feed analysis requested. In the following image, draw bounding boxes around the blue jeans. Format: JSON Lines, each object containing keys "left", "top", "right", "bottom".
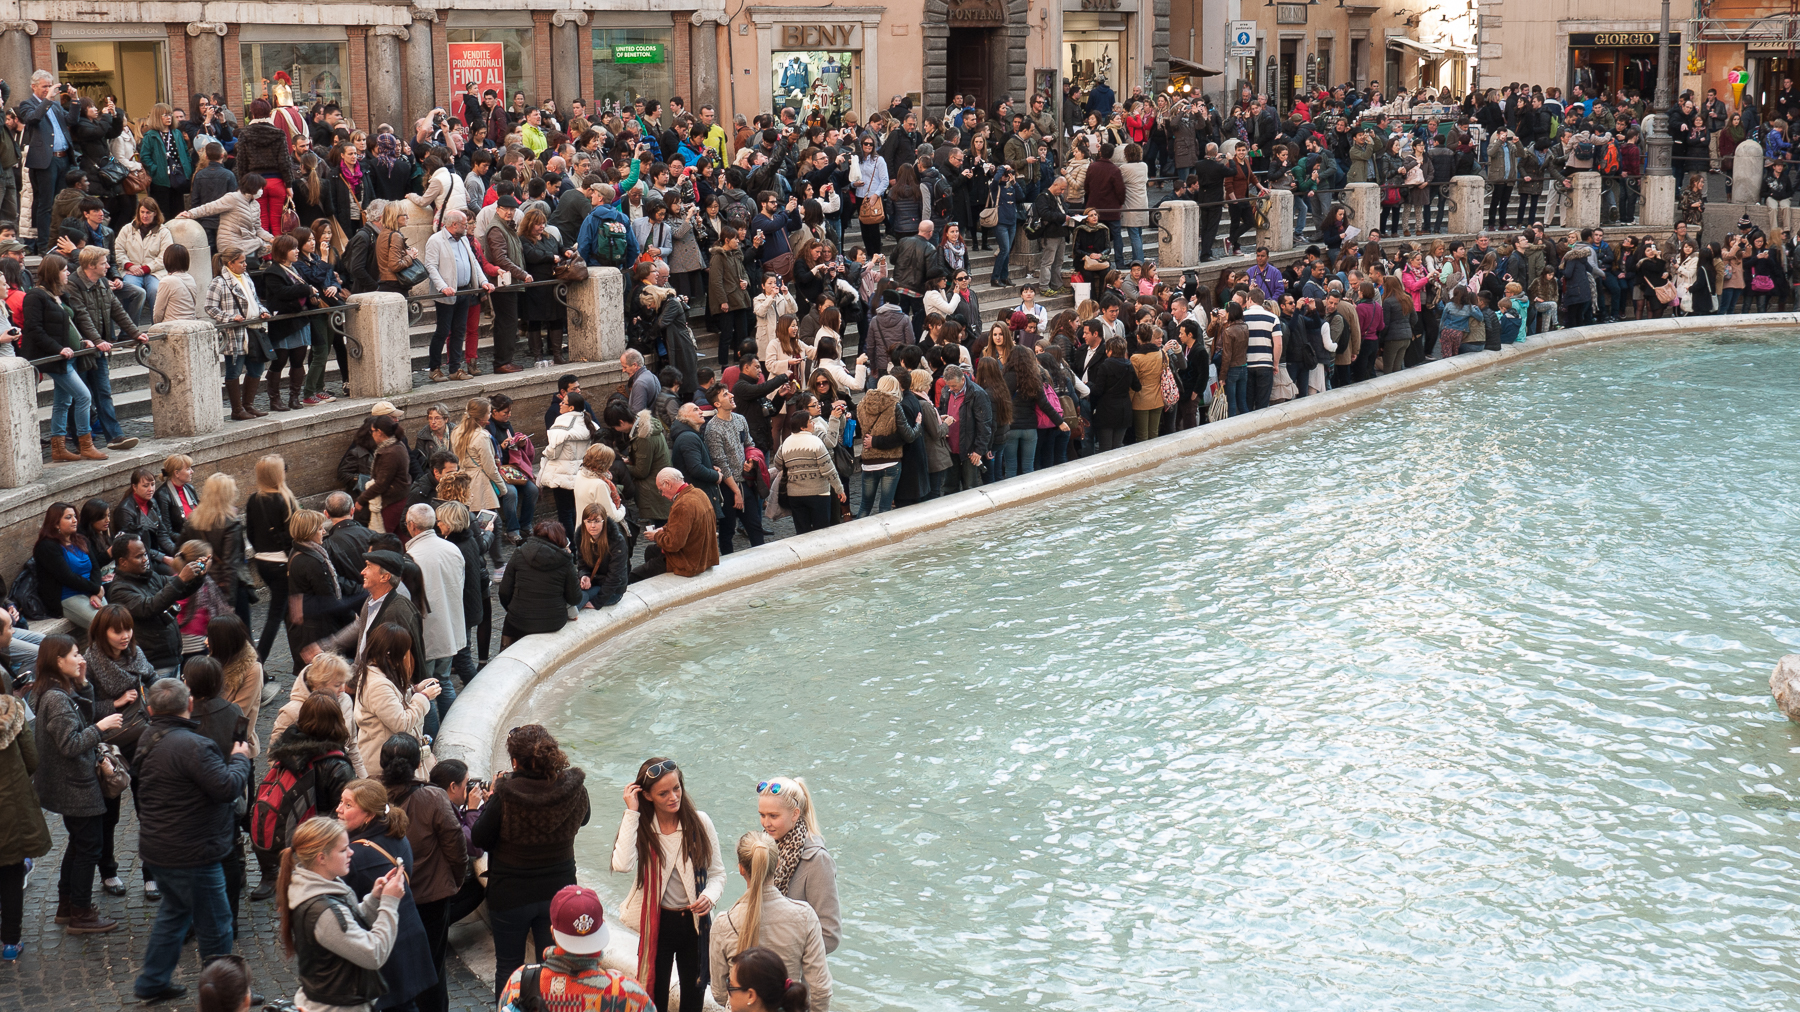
{"left": 134, "top": 862, "right": 232, "bottom": 996}
{"left": 992, "top": 222, "right": 1016, "bottom": 283}
{"left": 429, "top": 292, "right": 476, "bottom": 371}
{"left": 717, "top": 489, "right": 767, "bottom": 552}
{"left": 80, "top": 358, "right": 123, "bottom": 442}
{"left": 223, "top": 353, "right": 267, "bottom": 381}
{"left": 1224, "top": 364, "right": 1249, "bottom": 417}
{"left": 121, "top": 273, "right": 158, "bottom": 324}
{"left": 858, "top": 466, "right": 900, "bottom": 517}
{"left": 1034, "top": 426, "right": 1069, "bottom": 470}
{"left": 499, "top": 480, "right": 540, "bottom": 536}
{"left": 1292, "top": 197, "right": 1308, "bottom": 242}
{"left": 49, "top": 368, "right": 92, "bottom": 438}
{"left": 1719, "top": 288, "right": 1741, "bottom": 315}
{"left": 1000, "top": 427, "right": 1038, "bottom": 479}
{"left": 421, "top": 655, "right": 455, "bottom": 739}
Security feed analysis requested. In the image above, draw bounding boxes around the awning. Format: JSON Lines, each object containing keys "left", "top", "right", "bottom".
{"left": 1387, "top": 37, "right": 1445, "bottom": 57}
{"left": 1170, "top": 56, "right": 1224, "bottom": 77}
{"left": 1439, "top": 43, "right": 1476, "bottom": 55}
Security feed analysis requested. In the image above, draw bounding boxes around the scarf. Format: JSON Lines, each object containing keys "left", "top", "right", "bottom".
{"left": 772, "top": 824, "right": 808, "bottom": 892}
{"left": 635, "top": 844, "right": 663, "bottom": 997}
{"left": 374, "top": 132, "right": 400, "bottom": 170}
{"left": 340, "top": 158, "right": 364, "bottom": 193}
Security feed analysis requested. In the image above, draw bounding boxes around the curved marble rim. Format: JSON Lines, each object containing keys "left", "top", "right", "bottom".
{"left": 436, "top": 312, "right": 1800, "bottom": 777}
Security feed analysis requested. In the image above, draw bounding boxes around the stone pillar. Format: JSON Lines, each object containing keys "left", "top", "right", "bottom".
{"left": 1568, "top": 173, "right": 1602, "bottom": 229}
{"left": 1641, "top": 175, "right": 1677, "bottom": 228}
{"left": 1255, "top": 189, "right": 1293, "bottom": 252}
{"left": 345, "top": 292, "right": 412, "bottom": 399}
{"left": 567, "top": 268, "right": 625, "bottom": 363}
{"left": 405, "top": 18, "right": 436, "bottom": 120}
{"left": 1345, "top": 182, "right": 1380, "bottom": 239}
{"left": 1449, "top": 175, "right": 1485, "bottom": 235}
{"left": 689, "top": 16, "right": 720, "bottom": 114}
{"left": 1156, "top": 200, "right": 1199, "bottom": 270}
{"left": 145, "top": 321, "right": 225, "bottom": 438}
{"left": 0, "top": 24, "right": 38, "bottom": 103}
{"left": 166, "top": 217, "right": 214, "bottom": 294}
{"left": 368, "top": 27, "right": 408, "bottom": 135}
{"left": 551, "top": 12, "right": 588, "bottom": 111}
{"left": 1732, "top": 140, "right": 1764, "bottom": 203}
{"left": 185, "top": 22, "right": 227, "bottom": 104}
{"left": 0, "top": 355, "right": 41, "bottom": 489}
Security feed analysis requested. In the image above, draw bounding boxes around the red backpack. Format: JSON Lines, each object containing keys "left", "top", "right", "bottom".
{"left": 249, "top": 750, "right": 346, "bottom": 852}
{"left": 1598, "top": 141, "right": 1621, "bottom": 175}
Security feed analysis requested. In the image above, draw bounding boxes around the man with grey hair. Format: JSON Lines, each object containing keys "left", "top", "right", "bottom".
{"left": 423, "top": 206, "right": 492, "bottom": 382}
{"left": 621, "top": 348, "right": 660, "bottom": 414}
{"left": 20, "top": 69, "right": 75, "bottom": 251}
{"left": 323, "top": 490, "right": 374, "bottom": 597}
{"left": 637, "top": 466, "right": 720, "bottom": 578}
{"left": 129, "top": 676, "right": 253, "bottom": 1003}
{"left": 404, "top": 502, "right": 466, "bottom": 734}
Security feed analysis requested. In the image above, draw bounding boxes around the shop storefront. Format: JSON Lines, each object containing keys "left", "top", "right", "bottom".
{"left": 1063, "top": 0, "right": 1137, "bottom": 97}
{"left": 446, "top": 11, "right": 537, "bottom": 116}
{"left": 51, "top": 23, "right": 167, "bottom": 122}
{"left": 240, "top": 26, "right": 350, "bottom": 110}
{"left": 1568, "top": 31, "right": 1676, "bottom": 100}
{"left": 752, "top": 10, "right": 884, "bottom": 129}
{"left": 592, "top": 21, "right": 676, "bottom": 112}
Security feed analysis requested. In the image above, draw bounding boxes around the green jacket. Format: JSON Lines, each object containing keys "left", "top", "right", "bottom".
{"left": 138, "top": 128, "right": 194, "bottom": 187}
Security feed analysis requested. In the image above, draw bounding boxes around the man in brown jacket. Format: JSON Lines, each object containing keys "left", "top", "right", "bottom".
{"left": 1083, "top": 142, "right": 1126, "bottom": 262}
{"left": 646, "top": 467, "right": 719, "bottom": 577}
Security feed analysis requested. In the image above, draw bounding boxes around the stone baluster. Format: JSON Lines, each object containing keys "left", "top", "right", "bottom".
{"left": 0, "top": 356, "right": 41, "bottom": 489}
{"left": 1567, "top": 173, "right": 1603, "bottom": 230}
{"left": 166, "top": 217, "right": 214, "bottom": 294}
{"left": 1344, "top": 182, "right": 1380, "bottom": 240}
{"left": 345, "top": 292, "right": 412, "bottom": 399}
{"left": 144, "top": 321, "right": 225, "bottom": 439}
{"left": 1256, "top": 190, "right": 1294, "bottom": 252}
{"left": 1449, "top": 176, "right": 1485, "bottom": 235}
{"left": 567, "top": 267, "right": 627, "bottom": 363}
{"left": 1156, "top": 200, "right": 1199, "bottom": 270}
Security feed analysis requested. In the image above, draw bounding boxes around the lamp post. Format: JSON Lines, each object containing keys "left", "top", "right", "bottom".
{"left": 1646, "top": 0, "right": 1674, "bottom": 176}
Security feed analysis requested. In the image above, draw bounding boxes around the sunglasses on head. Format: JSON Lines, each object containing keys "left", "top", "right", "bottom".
{"left": 644, "top": 759, "right": 678, "bottom": 779}
{"left": 757, "top": 781, "right": 785, "bottom": 795}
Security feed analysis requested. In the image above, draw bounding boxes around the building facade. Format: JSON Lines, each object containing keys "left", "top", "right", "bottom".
{"left": 0, "top": 0, "right": 1180, "bottom": 138}
{"left": 1475, "top": 0, "right": 1678, "bottom": 99}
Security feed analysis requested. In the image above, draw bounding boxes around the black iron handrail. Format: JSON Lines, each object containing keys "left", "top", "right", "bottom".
{"left": 403, "top": 276, "right": 575, "bottom": 326}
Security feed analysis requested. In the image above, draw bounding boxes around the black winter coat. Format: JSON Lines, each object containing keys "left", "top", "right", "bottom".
{"left": 1088, "top": 356, "right": 1141, "bottom": 429}
{"left": 496, "top": 537, "right": 579, "bottom": 637}
{"left": 105, "top": 567, "right": 203, "bottom": 671}
{"left": 266, "top": 724, "right": 355, "bottom": 841}
{"left": 131, "top": 715, "right": 254, "bottom": 868}
{"left": 113, "top": 492, "right": 179, "bottom": 560}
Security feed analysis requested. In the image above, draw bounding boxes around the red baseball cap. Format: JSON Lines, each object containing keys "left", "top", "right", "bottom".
{"left": 549, "top": 885, "right": 610, "bottom": 954}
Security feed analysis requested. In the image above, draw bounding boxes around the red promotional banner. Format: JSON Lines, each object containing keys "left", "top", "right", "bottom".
{"left": 448, "top": 42, "right": 506, "bottom": 118}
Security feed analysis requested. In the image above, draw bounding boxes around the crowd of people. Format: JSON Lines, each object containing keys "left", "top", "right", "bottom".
{"left": 3, "top": 63, "right": 1800, "bottom": 1012}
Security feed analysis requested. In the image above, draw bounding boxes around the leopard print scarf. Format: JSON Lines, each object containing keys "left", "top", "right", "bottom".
{"left": 772, "top": 823, "right": 809, "bottom": 892}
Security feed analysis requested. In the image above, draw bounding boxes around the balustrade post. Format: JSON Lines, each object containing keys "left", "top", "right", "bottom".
{"left": 1156, "top": 200, "right": 1200, "bottom": 270}
{"left": 567, "top": 267, "right": 626, "bottom": 363}
{"left": 144, "top": 321, "right": 225, "bottom": 438}
{"left": 1345, "top": 183, "right": 1380, "bottom": 239}
{"left": 1255, "top": 190, "right": 1294, "bottom": 252}
{"left": 345, "top": 293, "right": 413, "bottom": 399}
{"left": 1449, "top": 176, "right": 1485, "bottom": 235}
{"left": 0, "top": 356, "right": 41, "bottom": 489}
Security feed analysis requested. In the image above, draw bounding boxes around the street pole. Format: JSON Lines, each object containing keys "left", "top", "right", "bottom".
{"left": 1647, "top": 0, "right": 1674, "bottom": 176}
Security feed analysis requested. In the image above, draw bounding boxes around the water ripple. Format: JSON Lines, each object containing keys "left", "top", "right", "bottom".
{"left": 526, "top": 331, "right": 1800, "bottom": 1011}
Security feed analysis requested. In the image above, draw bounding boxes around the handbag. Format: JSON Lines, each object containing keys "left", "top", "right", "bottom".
{"left": 1751, "top": 273, "right": 1775, "bottom": 292}
{"left": 96, "top": 743, "right": 131, "bottom": 799}
{"left": 103, "top": 696, "right": 151, "bottom": 748}
{"left": 978, "top": 188, "right": 1000, "bottom": 230}
{"left": 1653, "top": 282, "right": 1677, "bottom": 305}
{"left": 247, "top": 323, "right": 276, "bottom": 363}
{"left": 1158, "top": 352, "right": 1180, "bottom": 409}
{"left": 858, "top": 194, "right": 886, "bottom": 225}
{"left": 280, "top": 196, "right": 301, "bottom": 236}
{"left": 123, "top": 167, "right": 152, "bottom": 195}
{"left": 553, "top": 259, "right": 589, "bottom": 282}
{"left": 396, "top": 257, "right": 430, "bottom": 290}
{"left": 92, "top": 156, "right": 132, "bottom": 187}
{"left": 1382, "top": 185, "right": 1402, "bottom": 206}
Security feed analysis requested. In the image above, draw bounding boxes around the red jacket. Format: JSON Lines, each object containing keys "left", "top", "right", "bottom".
{"left": 1084, "top": 157, "right": 1126, "bottom": 221}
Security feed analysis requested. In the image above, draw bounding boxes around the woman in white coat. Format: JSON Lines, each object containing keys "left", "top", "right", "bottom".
{"left": 534, "top": 391, "right": 594, "bottom": 538}
{"left": 350, "top": 623, "right": 439, "bottom": 779}
{"left": 611, "top": 757, "right": 724, "bottom": 1012}
{"left": 708, "top": 832, "right": 832, "bottom": 1012}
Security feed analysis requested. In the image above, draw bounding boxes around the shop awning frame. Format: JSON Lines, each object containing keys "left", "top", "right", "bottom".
{"left": 1170, "top": 56, "right": 1224, "bottom": 77}
{"left": 1387, "top": 37, "right": 1445, "bottom": 57}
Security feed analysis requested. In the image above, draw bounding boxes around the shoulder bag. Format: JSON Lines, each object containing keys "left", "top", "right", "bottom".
{"left": 978, "top": 187, "right": 1000, "bottom": 230}
{"left": 353, "top": 837, "right": 412, "bottom": 887}
{"left": 96, "top": 742, "right": 131, "bottom": 798}
{"left": 858, "top": 194, "right": 886, "bottom": 225}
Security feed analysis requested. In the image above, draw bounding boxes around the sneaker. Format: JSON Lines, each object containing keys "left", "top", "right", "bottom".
{"left": 315, "top": 390, "right": 336, "bottom": 403}
{"left": 1, "top": 943, "right": 21, "bottom": 961}
{"left": 449, "top": 370, "right": 471, "bottom": 382}
{"left": 301, "top": 394, "right": 327, "bottom": 406}
{"left": 429, "top": 369, "right": 446, "bottom": 382}
{"left": 106, "top": 437, "right": 138, "bottom": 450}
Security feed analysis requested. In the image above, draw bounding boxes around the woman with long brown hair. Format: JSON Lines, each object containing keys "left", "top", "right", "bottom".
{"left": 611, "top": 756, "right": 723, "bottom": 1012}
{"left": 83, "top": 605, "right": 153, "bottom": 901}
{"left": 471, "top": 724, "right": 590, "bottom": 1003}
{"left": 32, "top": 634, "right": 125, "bottom": 934}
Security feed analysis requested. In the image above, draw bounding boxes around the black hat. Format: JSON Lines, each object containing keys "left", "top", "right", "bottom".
{"left": 362, "top": 550, "right": 407, "bottom": 580}
{"left": 497, "top": 195, "right": 521, "bottom": 209}
{"left": 1739, "top": 212, "right": 1754, "bottom": 228}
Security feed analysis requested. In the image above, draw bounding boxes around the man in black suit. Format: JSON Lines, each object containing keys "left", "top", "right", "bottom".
{"left": 18, "top": 70, "right": 75, "bottom": 252}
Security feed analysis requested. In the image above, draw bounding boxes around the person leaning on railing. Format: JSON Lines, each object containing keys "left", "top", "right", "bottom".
{"left": 21, "top": 254, "right": 107, "bottom": 461}
{"left": 177, "top": 173, "right": 273, "bottom": 263}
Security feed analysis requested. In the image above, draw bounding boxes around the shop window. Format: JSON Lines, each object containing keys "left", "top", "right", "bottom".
{"left": 771, "top": 52, "right": 859, "bottom": 127}
{"left": 592, "top": 28, "right": 675, "bottom": 114}
{"left": 1064, "top": 14, "right": 1127, "bottom": 94}
{"left": 446, "top": 28, "right": 536, "bottom": 112}
{"left": 241, "top": 42, "right": 349, "bottom": 110}
{"left": 56, "top": 41, "right": 166, "bottom": 122}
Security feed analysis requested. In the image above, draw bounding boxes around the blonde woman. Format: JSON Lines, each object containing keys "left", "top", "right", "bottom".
{"left": 451, "top": 397, "right": 503, "bottom": 523}
{"left": 572, "top": 443, "right": 625, "bottom": 528}
{"left": 706, "top": 832, "right": 833, "bottom": 1012}
{"left": 756, "top": 777, "right": 840, "bottom": 952}
{"left": 276, "top": 816, "right": 405, "bottom": 1012}
{"left": 246, "top": 455, "right": 299, "bottom": 665}
{"left": 374, "top": 201, "right": 417, "bottom": 295}
{"left": 269, "top": 653, "right": 360, "bottom": 773}
{"left": 181, "top": 473, "right": 251, "bottom": 627}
